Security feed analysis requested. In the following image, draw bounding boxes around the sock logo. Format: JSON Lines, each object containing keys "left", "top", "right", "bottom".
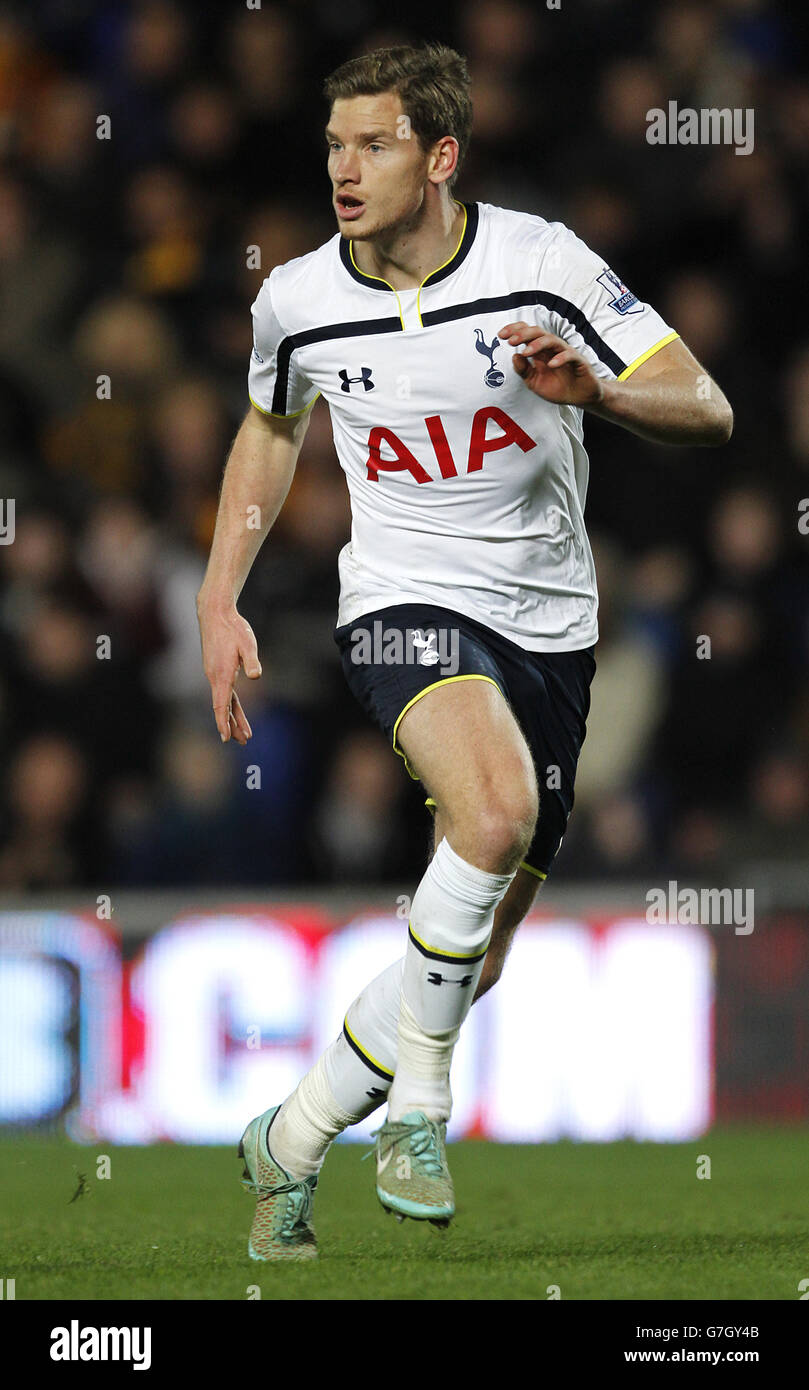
{"left": 427, "top": 971, "right": 474, "bottom": 988}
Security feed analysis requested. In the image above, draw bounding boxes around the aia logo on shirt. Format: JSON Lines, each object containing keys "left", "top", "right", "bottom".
{"left": 365, "top": 407, "right": 536, "bottom": 483}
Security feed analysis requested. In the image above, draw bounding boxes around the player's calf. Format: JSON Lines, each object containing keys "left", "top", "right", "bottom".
{"left": 473, "top": 867, "right": 540, "bottom": 999}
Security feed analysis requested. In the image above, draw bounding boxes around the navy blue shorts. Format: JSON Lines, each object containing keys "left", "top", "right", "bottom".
{"left": 335, "top": 603, "right": 596, "bottom": 881}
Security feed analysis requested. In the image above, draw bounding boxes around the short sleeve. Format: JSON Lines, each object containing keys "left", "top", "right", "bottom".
{"left": 538, "top": 226, "right": 678, "bottom": 381}
{"left": 248, "top": 270, "right": 320, "bottom": 418}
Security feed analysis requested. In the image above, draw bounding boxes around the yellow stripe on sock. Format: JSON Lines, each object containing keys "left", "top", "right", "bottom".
{"left": 408, "top": 921, "right": 492, "bottom": 961}
{"left": 343, "top": 1017, "right": 394, "bottom": 1080}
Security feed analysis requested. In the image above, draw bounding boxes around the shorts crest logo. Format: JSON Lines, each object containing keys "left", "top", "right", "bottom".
{"left": 473, "top": 328, "right": 505, "bottom": 387}
{"left": 412, "top": 630, "right": 440, "bottom": 665}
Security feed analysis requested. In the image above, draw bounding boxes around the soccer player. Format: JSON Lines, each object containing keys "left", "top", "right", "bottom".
{"left": 196, "top": 43, "right": 732, "bottom": 1260}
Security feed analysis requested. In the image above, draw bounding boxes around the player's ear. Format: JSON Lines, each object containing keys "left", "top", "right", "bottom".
{"left": 427, "top": 135, "right": 459, "bottom": 186}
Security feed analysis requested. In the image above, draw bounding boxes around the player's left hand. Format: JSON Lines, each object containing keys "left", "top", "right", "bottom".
{"left": 498, "top": 323, "right": 604, "bottom": 407}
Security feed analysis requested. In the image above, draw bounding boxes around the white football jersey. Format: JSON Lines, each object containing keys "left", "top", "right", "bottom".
{"left": 248, "top": 201, "right": 677, "bottom": 651}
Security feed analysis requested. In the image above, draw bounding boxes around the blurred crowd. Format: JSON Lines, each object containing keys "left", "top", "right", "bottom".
{"left": 0, "top": 0, "right": 807, "bottom": 890}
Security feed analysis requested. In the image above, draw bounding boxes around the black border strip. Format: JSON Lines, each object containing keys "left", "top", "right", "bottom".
{"left": 272, "top": 314, "right": 402, "bottom": 414}
{"left": 342, "top": 1021, "right": 395, "bottom": 1081}
{"left": 339, "top": 234, "right": 387, "bottom": 290}
{"left": 421, "top": 291, "right": 627, "bottom": 376}
{"left": 271, "top": 286, "right": 626, "bottom": 414}
{"left": 421, "top": 201, "right": 479, "bottom": 286}
{"left": 407, "top": 924, "right": 489, "bottom": 967}
{"left": 339, "top": 201, "right": 479, "bottom": 292}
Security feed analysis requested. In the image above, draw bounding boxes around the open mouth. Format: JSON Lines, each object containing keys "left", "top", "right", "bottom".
{"left": 336, "top": 193, "right": 366, "bottom": 219}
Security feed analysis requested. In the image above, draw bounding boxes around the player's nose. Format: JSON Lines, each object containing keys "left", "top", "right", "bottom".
{"left": 332, "top": 150, "right": 359, "bottom": 181}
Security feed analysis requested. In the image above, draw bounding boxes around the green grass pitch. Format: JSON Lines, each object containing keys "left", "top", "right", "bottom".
{"left": 2, "top": 1128, "right": 808, "bottom": 1300}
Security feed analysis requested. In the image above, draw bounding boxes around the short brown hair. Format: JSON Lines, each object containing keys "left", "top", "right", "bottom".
{"left": 323, "top": 42, "right": 472, "bottom": 190}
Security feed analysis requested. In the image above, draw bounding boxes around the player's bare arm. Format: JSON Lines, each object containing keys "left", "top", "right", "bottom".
{"left": 499, "top": 323, "right": 733, "bottom": 447}
{"left": 196, "top": 403, "right": 312, "bottom": 745}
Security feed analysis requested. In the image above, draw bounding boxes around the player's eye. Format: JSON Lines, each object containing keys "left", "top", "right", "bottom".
{"left": 368, "top": 144, "right": 383, "bottom": 153}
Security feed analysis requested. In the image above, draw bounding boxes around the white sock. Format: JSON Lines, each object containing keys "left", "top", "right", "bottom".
{"left": 268, "top": 1049, "right": 355, "bottom": 1180}
{"left": 341, "top": 956, "right": 401, "bottom": 1099}
{"left": 267, "top": 959, "right": 402, "bottom": 1179}
{"left": 268, "top": 835, "right": 517, "bottom": 1168}
{"left": 393, "top": 996, "right": 459, "bottom": 1121}
{"left": 388, "top": 837, "right": 516, "bottom": 1123}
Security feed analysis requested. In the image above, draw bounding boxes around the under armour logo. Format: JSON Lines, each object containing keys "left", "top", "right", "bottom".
{"left": 338, "top": 366, "right": 375, "bottom": 393}
{"left": 427, "top": 972, "right": 474, "bottom": 987}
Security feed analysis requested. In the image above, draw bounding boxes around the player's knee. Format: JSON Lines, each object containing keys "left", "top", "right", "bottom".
{"left": 469, "top": 783, "right": 537, "bottom": 872}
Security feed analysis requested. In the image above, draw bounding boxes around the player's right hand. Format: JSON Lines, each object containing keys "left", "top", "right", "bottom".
{"left": 197, "top": 601, "right": 262, "bottom": 745}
